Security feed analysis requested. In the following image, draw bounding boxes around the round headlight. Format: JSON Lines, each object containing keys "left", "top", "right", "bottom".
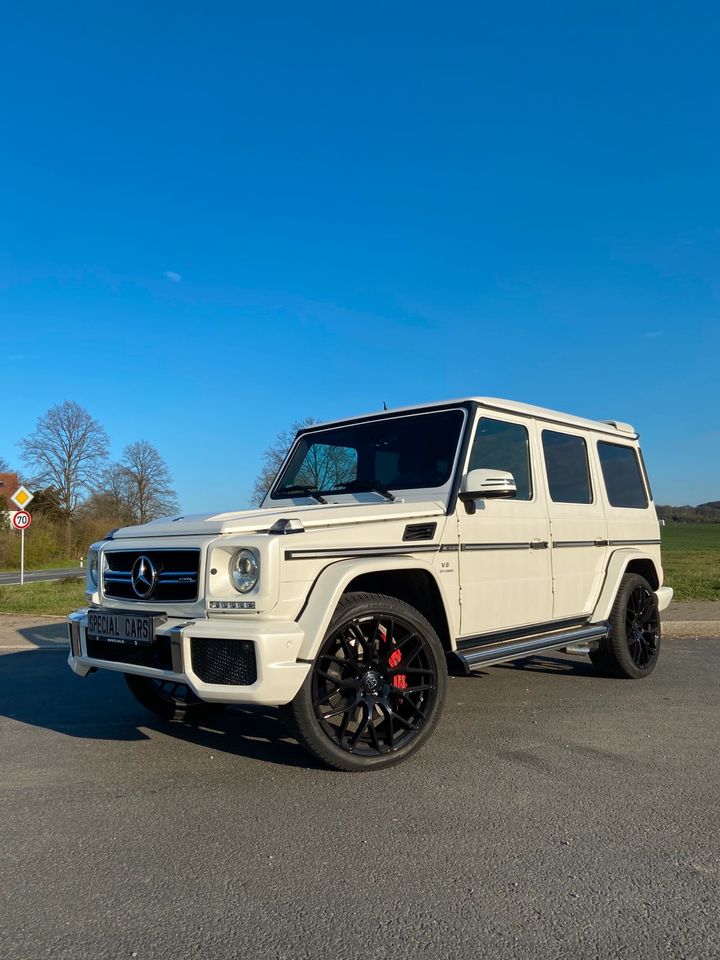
{"left": 89, "top": 550, "right": 99, "bottom": 587}
{"left": 230, "top": 549, "right": 259, "bottom": 593}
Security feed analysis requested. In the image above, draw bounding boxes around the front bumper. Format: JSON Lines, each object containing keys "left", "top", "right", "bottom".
{"left": 66, "top": 609, "right": 311, "bottom": 707}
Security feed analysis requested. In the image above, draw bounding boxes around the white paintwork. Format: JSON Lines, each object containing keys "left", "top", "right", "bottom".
{"left": 67, "top": 396, "right": 668, "bottom": 706}
{"left": 460, "top": 468, "right": 517, "bottom": 499}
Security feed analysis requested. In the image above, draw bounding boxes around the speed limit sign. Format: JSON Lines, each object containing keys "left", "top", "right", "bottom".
{"left": 12, "top": 511, "right": 32, "bottom": 531}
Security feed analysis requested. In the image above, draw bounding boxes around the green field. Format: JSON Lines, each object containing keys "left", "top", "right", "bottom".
{"left": 0, "top": 526, "right": 716, "bottom": 616}
{"left": 0, "top": 578, "right": 86, "bottom": 616}
{"left": 661, "top": 523, "right": 720, "bottom": 601}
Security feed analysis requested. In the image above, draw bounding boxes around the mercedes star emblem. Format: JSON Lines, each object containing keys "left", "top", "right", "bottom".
{"left": 131, "top": 555, "right": 157, "bottom": 599}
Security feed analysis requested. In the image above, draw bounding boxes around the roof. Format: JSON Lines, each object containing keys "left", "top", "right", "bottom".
{"left": 307, "top": 398, "right": 637, "bottom": 439}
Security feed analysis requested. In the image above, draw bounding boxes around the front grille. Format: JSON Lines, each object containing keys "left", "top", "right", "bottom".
{"left": 190, "top": 638, "right": 257, "bottom": 685}
{"left": 85, "top": 635, "right": 174, "bottom": 671}
{"left": 103, "top": 550, "right": 200, "bottom": 603}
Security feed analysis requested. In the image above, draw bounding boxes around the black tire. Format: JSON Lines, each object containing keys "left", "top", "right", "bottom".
{"left": 284, "top": 592, "right": 448, "bottom": 772}
{"left": 590, "top": 573, "right": 661, "bottom": 679}
{"left": 124, "top": 674, "right": 224, "bottom": 722}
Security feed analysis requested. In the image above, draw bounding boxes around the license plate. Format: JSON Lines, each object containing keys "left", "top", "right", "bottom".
{"left": 86, "top": 610, "right": 166, "bottom": 646}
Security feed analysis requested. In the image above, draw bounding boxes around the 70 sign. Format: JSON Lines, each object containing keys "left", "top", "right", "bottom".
{"left": 12, "top": 511, "right": 32, "bottom": 531}
{"left": 11, "top": 510, "right": 32, "bottom": 585}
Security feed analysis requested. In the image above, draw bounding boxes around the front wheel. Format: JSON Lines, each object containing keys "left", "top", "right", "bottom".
{"left": 124, "top": 674, "right": 225, "bottom": 722}
{"left": 590, "top": 573, "right": 661, "bottom": 679}
{"left": 284, "top": 592, "right": 448, "bottom": 771}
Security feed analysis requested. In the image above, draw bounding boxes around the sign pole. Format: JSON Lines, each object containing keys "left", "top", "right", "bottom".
{"left": 10, "top": 489, "right": 35, "bottom": 587}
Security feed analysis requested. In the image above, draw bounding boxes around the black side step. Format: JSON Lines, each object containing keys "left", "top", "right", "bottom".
{"left": 450, "top": 623, "right": 608, "bottom": 675}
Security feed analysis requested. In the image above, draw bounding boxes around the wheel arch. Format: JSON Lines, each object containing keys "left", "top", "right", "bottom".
{"left": 296, "top": 556, "right": 457, "bottom": 662}
{"left": 591, "top": 549, "right": 661, "bottom": 622}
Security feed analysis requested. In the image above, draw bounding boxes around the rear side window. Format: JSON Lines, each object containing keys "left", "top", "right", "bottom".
{"left": 542, "top": 430, "right": 592, "bottom": 504}
{"left": 598, "top": 442, "right": 649, "bottom": 508}
{"left": 469, "top": 417, "right": 532, "bottom": 500}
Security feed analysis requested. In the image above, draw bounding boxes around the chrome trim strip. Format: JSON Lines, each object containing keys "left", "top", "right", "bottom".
{"left": 284, "top": 545, "right": 440, "bottom": 561}
{"left": 461, "top": 542, "right": 533, "bottom": 551}
{"left": 608, "top": 539, "right": 661, "bottom": 546}
{"left": 552, "top": 541, "right": 596, "bottom": 548}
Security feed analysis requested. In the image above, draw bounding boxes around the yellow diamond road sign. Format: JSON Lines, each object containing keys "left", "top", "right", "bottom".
{"left": 10, "top": 486, "right": 34, "bottom": 510}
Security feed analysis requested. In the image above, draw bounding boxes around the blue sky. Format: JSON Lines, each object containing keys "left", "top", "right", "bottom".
{"left": 1, "top": 2, "right": 718, "bottom": 513}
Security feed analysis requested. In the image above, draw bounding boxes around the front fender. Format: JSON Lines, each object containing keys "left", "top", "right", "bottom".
{"left": 296, "top": 555, "right": 455, "bottom": 662}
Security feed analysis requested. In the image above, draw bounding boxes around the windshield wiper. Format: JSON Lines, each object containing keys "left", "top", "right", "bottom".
{"left": 275, "top": 485, "right": 327, "bottom": 504}
{"left": 336, "top": 480, "right": 396, "bottom": 502}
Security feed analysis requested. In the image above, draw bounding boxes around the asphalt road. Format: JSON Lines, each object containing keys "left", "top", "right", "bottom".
{"left": 0, "top": 566, "right": 83, "bottom": 586}
{"left": 1, "top": 641, "right": 718, "bottom": 960}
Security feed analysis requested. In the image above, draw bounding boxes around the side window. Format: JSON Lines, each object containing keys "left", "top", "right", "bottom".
{"left": 469, "top": 417, "right": 532, "bottom": 500}
{"left": 542, "top": 430, "right": 592, "bottom": 504}
{"left": 597, "top": 442, "right": 649, "bottom": 508}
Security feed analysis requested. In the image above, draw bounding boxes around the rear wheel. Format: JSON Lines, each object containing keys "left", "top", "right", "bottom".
{"left": 284, "top": 592, "right": 447, "bottom": 771}
{"left": 124, "top": 674, "right": 224, "bottom": 722}
{"left": 590, "top": 573, "right": 661, "bottom": 679}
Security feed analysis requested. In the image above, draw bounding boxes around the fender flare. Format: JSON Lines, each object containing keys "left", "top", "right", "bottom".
{"left": 591, "top": 548, "right": 660, "bottom": 622}
{"left": 296, "top": 555, "right": 456, "bottom": 662}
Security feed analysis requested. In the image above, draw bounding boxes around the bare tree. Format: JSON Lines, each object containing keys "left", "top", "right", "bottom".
{"left": 79, "top": 466, "right": 136, "bottom": 527}
{"left": 0, "top": 455, "right": 10, "bottom": 473}
{"left": 19, "top": 401, "right": 109, "bottom": 552}
{"left": 250, "top": 417, "right": 319, "bottom": 506}
{"left": 117, "top": 440, "right": 180, "bottom": 524}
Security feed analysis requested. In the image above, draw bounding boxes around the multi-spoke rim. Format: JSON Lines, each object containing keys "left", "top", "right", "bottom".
{"left": 624, "top": 585, "right": 659, "bottom": 669}
{"left": 312, "top": 613, "right": 437, "bottom": 757}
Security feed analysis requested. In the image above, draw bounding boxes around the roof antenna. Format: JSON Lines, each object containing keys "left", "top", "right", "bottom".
{"left": 383, "top": 400, "right": 388, "bottom": 410}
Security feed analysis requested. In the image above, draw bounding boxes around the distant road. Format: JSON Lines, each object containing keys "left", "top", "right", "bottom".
{"left": 0, "top": 567, "right": 83, "bottom": 586}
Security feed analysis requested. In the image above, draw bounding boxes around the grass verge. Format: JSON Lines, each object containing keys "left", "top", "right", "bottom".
{"left": 0, "top": 526, "right": 716, "bottom": 613}
{"left": 0, "top": 578, "right": 87, "bottom": 616}
{"left": 661, "top": 524, "right": 720, "bottom": 602}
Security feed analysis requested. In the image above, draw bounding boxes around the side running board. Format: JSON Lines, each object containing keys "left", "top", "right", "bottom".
{"left": 450, "top": 623, "right": 609, "bottom": 675}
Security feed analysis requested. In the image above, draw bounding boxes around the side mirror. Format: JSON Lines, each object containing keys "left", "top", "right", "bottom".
{"left": 459, "top": 468, "right": 517, "bottom": 502}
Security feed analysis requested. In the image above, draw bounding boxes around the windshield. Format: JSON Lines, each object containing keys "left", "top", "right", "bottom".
{"left": 271, "top": 409, "right": 465, "bottom": 499}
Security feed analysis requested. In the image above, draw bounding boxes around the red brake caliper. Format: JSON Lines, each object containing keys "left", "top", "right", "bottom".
{"left": 378, "top": 623, "right": 408, "bottom": 690}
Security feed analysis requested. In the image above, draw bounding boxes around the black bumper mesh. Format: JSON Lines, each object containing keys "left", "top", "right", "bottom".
{"left": 190, "top": 637, "right": 258, "bottom": 686}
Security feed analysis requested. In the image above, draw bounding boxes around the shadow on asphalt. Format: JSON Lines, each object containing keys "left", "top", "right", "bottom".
{"left": 16, "top": 623, "right": 68, "bottom": 647}
{"left": 0, "top": 649, "right": 324, "bottom": 770}
{"left": 467, "top": 653, "right": 600, "bottom": 679}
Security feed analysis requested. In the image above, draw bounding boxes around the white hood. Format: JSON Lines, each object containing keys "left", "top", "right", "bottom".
{"left": 111, "top": 500, "right": 446, "bottom": 540}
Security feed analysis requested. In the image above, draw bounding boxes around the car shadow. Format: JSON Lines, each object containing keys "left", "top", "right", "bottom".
{"left": 0, "top": 649, "right": 324, "bottom": 770}
{"left": 15, "top": 622, "right": 69, "bottom": 647}
{"left": 463, "top": 653, "right": 600, "bottom": 679}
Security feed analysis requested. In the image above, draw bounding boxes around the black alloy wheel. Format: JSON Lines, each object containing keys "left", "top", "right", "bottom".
{"left": 124, "top": 673, "right": 224, "bottom": 722}
{"left": 590, "top": 572, "right": 661, "bottom": 679}
{"left": 624, "top": 583, "right": 660, "bottom": 669}
{"left": 285, "top": 592, "right": 447, "bottom": 771}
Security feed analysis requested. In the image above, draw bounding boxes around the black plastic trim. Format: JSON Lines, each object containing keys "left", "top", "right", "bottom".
{"left": 553, "top": 540, "right": 597, "bottom": 548}
{"left": 402, "top": 522, "right": 438, "bottom": 542}
{"left": 284, "top": 545, "right": 439, "bottom": 561}
{"left": 609, "top": 539, "right": 661, "bottom": 546}
{"left": 460, "top": 542, "right": 536, "bottom": 552}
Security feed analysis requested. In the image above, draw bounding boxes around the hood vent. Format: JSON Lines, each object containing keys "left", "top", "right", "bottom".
{"left": 402, "top": 522, "right": 437, "bottom": 542}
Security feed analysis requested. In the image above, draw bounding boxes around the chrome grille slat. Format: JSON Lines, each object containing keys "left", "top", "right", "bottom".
{"left": 102, "top": 549, "right": 201, "bottom": 603}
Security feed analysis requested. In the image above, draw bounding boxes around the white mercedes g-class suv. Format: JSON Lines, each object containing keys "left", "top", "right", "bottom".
{"left": 67, "top": 398, "right": 672, "bottom": 771}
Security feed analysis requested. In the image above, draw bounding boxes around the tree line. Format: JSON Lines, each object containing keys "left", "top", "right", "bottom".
{"left": 656, "top": 502, "right": 720, "bottom": 524}
{"left": 0, "top": 400, "right": 179, "bottom": 567}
